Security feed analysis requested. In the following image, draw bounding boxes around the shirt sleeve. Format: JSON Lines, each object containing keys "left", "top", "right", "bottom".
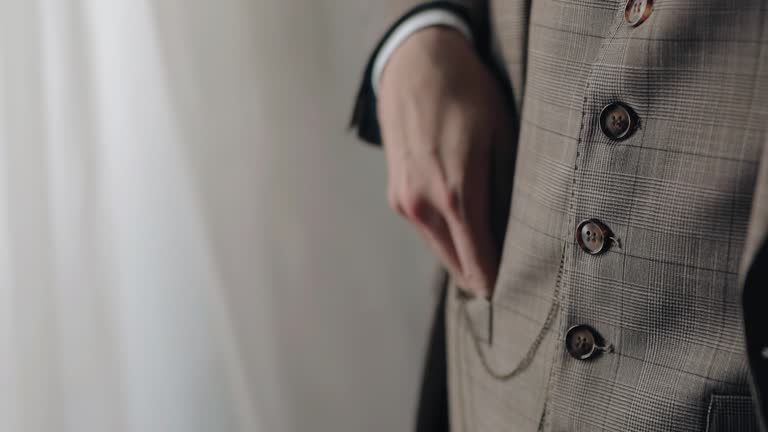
{"left": 350, "top": 1, "right": 484, "bottom": 146}
{"left": 371, "top": 9, "right": 473, "bottom": 94}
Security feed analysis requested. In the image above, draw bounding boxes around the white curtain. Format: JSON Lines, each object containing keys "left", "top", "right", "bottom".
{"left": 0, "top": 1, "right": 434, "bottom": 431}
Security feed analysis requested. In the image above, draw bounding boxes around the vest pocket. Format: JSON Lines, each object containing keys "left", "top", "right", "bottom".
{"left": 705, "top": 394, "right": 760, "bottom": 432}
{"left": 460, "top": 292, "right": 492, "bottom": 344}
{"left": 456, "top": 276, "right": 561, "bottom": 381}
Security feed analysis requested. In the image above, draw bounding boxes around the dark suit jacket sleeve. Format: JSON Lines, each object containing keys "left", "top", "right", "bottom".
{"left": 743, "top": 238, "right": 768, "bottom": 431}
{"left": 348, "top": 1, "right": 497, "bottom": 146}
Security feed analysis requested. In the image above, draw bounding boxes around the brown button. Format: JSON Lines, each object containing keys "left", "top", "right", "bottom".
{"left": 565, "top": 325, "right": 601, "bottom": 360}
{"left": 625, "top": 0, "right": 653, "bottom": 26}
{"left": 600, "top": 102, "right": 636, "bottom": 140}
{"left": 576, "top": 219, "right": 611, "bottom": 255}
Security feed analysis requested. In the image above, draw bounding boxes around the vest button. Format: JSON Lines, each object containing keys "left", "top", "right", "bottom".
{"left": 566, "top": 325, "right": 602, "bottom": 360}
{"left": 600, "top": 102, "right": 637, "bottom": 140}
{"left": 576, "top": 219, "right": 612, "bottom": 255}
{"left": 625, "top": 0, "right": 653, "bottom": 27}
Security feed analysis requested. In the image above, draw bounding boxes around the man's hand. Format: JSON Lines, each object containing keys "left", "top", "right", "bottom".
{"left": 378, "top": 27, "right": 512, "bottom": 298}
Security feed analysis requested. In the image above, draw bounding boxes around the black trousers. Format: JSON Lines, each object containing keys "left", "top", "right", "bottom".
{"left": 416, "top": 278, "right": 450, "bottom": 432}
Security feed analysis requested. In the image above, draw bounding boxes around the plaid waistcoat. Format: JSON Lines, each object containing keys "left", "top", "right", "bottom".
{"left": 354, "top": 0, "right": 768, "bottom": 430}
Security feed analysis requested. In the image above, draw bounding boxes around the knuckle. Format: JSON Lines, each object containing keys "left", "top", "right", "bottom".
{"left": 387, "top": 188, "right": 402, "bottom": 214}
{"left": 400, "top": 190, "right": 428, "bottom": 221}
{"left": 441, "top": 184, "right": 463, "bottom": 218}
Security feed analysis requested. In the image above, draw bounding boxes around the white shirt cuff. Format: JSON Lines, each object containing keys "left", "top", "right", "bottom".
{"left": 371, "top": 9, "right": 473, "bottom": 94}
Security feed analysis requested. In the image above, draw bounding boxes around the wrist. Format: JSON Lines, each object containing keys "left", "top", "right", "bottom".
{"left": 379, "top": 28, "right": 477, "bottom": 100}
{"left": 372, "top": 10, "right": 473, "bottom": 94}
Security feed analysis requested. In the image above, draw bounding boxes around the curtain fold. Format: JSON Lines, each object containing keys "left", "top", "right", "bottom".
{"left": 1, "top": 1, "right": 264, "bottom": 430}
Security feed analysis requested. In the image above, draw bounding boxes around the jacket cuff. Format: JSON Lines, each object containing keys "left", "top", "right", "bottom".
{"left": 371, "top": 9, "right": 473, "bottom": 95}
{"left": 349, "top": 2, "right": 479, "bottom": 146}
